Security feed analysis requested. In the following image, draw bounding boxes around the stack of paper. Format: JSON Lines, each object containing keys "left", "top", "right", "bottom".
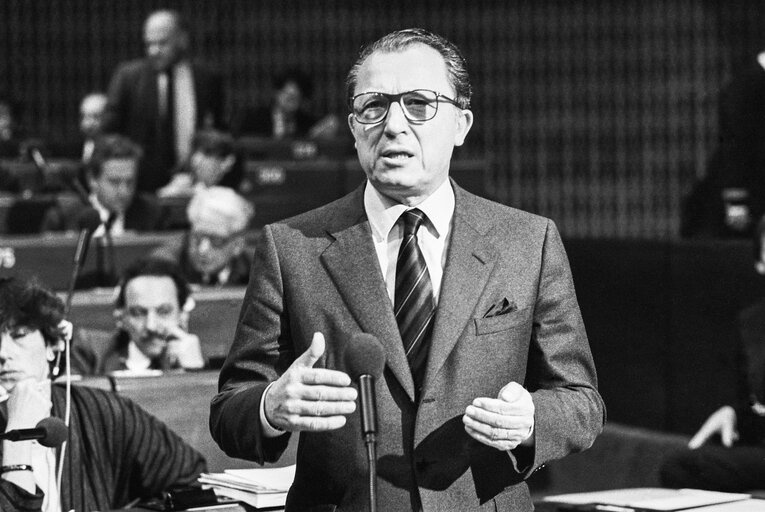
{"left": 542, "top": 487, "right": 752, "bottom": 511}
{"left": 199, "top": 465, "right": 296, "bottom": 509}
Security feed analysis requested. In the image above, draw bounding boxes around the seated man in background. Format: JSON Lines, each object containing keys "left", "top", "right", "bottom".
{"left": 72, "top": 257, "right": 205, "bottom": 374}
{"left": 157, "top": 129, "right": 245, "bottom": 197}
{"left": 41, "top": 134, "right": 164, "bottom": 235}
{"left": 153, "top": 187, "right": 254, "bottom": 286}
{"left": 659, "top": 220, "right": 765, "bottom": 491}
{"left": 0, "top": 276, "right": 206, "bottom": 510}
{"left": 78, "top": 92, "right": 108, "bottom": 164}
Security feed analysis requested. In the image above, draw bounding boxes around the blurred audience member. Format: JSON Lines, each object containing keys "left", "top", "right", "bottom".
{"left": 104, "top": 9, "right": 224, "bottom": 192}
{"left": 0, "top": 276, "right": 206, "bottom": 510}
{"left": 41, "top": 134, "right": 163, "bottom": 235}
{"left": 78, "top": 92, "right": 108, "bottom": 163}
{"left": 660, "top": 220, "right": 765, "bottom": 491}
{"left": 234, "top": 69, "right": 338, "bottom": 139}
{"left": 153, "top": 187, "right": 254, "bottom": 286}
{"left": 157, "top": 129, "right": 244, "bottom": 197}
{"left": 682, "top": 50, "right": 765, "bottom": 238}
{"left": 0, "top": 93, "right": 24, "bottom": 159}
{"left": 73, "top": 257, "right": 205, "bottom": 374}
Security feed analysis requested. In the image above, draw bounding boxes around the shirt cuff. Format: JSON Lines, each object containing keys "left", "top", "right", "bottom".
{"left": 259, "top": 381, "right": 287, "bottom": 438}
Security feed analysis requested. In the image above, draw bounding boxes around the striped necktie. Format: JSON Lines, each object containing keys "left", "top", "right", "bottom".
{"left": 394, "top": 208, "right": 436, "bottom": 396}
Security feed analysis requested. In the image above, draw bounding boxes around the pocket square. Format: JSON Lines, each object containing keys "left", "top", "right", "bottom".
{"left": 483, "top": 298, "right": 516, "bottom": 318}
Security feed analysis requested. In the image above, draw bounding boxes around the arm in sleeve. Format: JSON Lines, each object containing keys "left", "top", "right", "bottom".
{"left": 520, "top": 220, "right": 606, "bottom": 474}
{"left": 209, "top": 224, "right": 293, "bottom": 464}
{"left": 0, "top": 480, "right": 43, "bottom": 512}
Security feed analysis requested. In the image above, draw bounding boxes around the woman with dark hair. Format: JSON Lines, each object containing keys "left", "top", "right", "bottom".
{"left": 0, "top": 276, "right": 205, "bottom": 511}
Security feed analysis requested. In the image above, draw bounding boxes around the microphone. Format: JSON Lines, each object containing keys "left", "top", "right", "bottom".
{"left": 344, "top": 333, "right": 386, "bottom": 442}
{"left": 0, "top": 417, "right": 68, "bottom": 448}
{"left": 64, "top": 207, "right": 101, "bottom": 312}
{"left": 343, "top": 333, "right": 385, "bottom": 512}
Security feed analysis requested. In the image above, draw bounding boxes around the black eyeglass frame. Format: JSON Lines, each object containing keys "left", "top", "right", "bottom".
{"left": 349, "top": 89, "right": 463, "bottom": 125}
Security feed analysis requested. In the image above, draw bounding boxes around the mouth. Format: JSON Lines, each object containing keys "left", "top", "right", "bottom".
{"left": 379, "top": 148, "right": 414, "bottom": 164}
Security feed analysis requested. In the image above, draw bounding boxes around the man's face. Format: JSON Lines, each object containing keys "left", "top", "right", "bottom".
{"left": 121, "top": 275, "right": 182, "bottom": 360}
{"left": 80, "top": 95, "right": 107, "bottom": 139}
{"left": 89, "top": 158, "right": 137, "bottom": 214}
{"left": 0, "top": 326, "right": 50, "bottom": 394}
{"left": 348, "top": 44, "right": 473, "bottom": 205}
{"left": 190, "top": 150, "right": 235, "bottom": 187}
{"left": 275, "top": 80, "right": 302, "bottom": 114}
{"left": 188, "top": 209, "right": 244, "bottom": 276}
{"left": 144, "top": 14, "right": 187, "bottom": 71}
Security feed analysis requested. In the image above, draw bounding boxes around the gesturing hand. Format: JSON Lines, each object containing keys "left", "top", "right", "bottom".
{"left": 688, "top": 405, "right": 738, "bottom": 449}
{"left": 463, "top": 381, "right": 535, "bottom": 451}
{"left": 264, "top": 332, "right": 358, "bottom": 432}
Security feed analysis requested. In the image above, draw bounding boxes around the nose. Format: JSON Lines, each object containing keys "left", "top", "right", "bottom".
{"left": 197, "top": 237, "right": 212, "bottom": 255}
{"left": 383, "top": 101, "right": 410, "bottom": 135}
{"left": 0, "top": 332, "right": 11, "bottom": 363}
{"left": 145, "top": 310, "right": 159, "bottom": 332}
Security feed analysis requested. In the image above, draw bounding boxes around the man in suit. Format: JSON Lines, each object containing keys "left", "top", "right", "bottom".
{"left": 210, "top": 28, "right": 604, "bottom": 511}
{"left": 41, "top": 134, "right": 163, "bottom": 234}
{"left": 152, "top": 186, "right": 254, "bottom": 286}
{"left": 72, "top": 257, "right": 205, "bottom": 375}
{"left": 660, "top": 220, "right": 765, "bottom": 491}
{"left": 79, "top": 92, "right": 108, "bottom": 163}
{"left": 104, "top": 9, "right": 224, "bottom": 192}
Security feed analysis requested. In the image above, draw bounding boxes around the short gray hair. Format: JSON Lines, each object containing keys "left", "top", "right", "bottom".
{"left": 186, "top": 186, "right": 254, "bottom": 233}
{"left": 346, "top": 28, "right": 472, "bottom": 110}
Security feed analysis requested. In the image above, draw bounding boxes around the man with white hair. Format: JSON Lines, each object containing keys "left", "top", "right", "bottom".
{"left": 153, "top": 186, "right": 255, "bottom": 286}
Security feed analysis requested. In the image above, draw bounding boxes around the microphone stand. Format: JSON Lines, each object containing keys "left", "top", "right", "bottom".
{"left": 360, "top": 374, "right": 378, "bottom": 512}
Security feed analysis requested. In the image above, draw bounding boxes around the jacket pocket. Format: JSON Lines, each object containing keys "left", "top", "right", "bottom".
{"left": 473, "top": 309, "right": 529, "bottom": 335}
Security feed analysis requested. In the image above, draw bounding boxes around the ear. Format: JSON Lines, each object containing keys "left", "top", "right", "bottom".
{"left": 347, "top": 114, "right": 359, "bottom": 143}
{"left": 113, "top": 308, "right": 125, "bottom": 330}
{"left": 180, "top": 297, "right": 195, "bottom": 330}
{"left": 453, "top": 109, "right": 474, "bottom": 147}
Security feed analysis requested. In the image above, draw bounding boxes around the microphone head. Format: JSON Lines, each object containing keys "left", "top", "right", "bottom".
{"left": 343, "top": 333, "right": 386, "bottom": 380}
{"left": 36, "top": 417, "right": 68, "bottom": 448}
{"left": 77, "top": 207, "right": 102, "bottom": 231}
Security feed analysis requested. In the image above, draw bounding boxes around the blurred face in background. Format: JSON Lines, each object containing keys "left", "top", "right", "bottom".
{"left": 144, "top": 13, "right": 188, "bottom": 71}
{"left": 0, "top": 326, "right": 50, "bottom": 394}
{"left": 79, "top": 94, "right": 108, "bottom": 139}
{"left": 275, "top": 80, "right": 303, "bottom": 114}
{"left": 120, "top": 275, "right": 184, "bottom": 360}
{"left": 188, "top": 208, "right": 245, "bottom": 276}
{"left": 190, "top": 150, "right": 235, "bottom": 187}
{"left": 89, "top": 158, "right": 137, "bottom": 214}
{"left": 0, "top": 102, "right": 14, "bottom": 141}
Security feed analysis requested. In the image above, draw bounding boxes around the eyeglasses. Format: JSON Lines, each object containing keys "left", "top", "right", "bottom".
{"left": 189, "top": 230, "right": 242, "bottom": 249}
{"left": 350, "top": 89, "right": 461, "bottom": 125}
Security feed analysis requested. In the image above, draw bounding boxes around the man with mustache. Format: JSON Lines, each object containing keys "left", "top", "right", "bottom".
{"left": 73, "top": 257, "right": 205, "bottom": 374}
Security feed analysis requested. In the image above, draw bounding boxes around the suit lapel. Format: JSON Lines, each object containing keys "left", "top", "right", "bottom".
{"left": 320, "top": 192, "right": 416, "bottom": 401}
{"left": 422, "top": 186, "right": 497, "bottom": 398}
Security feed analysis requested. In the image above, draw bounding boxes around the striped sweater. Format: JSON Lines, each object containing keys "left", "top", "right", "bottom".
{"left": 0, "top": 383, "right": 206, "bottom": 511}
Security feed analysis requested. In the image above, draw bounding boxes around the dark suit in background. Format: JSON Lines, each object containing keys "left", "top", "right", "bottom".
{"left": 660, "top": 298, "right": 765, "bottom": 491}
{"left": 104, "top": 58, "right": 224, "bottom": 192}
{"left": 40, "top": 193, "right": 164, "bottom": 232}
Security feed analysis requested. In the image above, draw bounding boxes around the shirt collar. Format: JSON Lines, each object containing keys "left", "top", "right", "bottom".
{"left": 364, "top": 178, "right": 455, "bottom": 242}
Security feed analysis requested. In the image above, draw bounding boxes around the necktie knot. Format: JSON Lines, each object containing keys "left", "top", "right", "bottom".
{"left": 401, "top": 208, "right": 427, "bottom": 237}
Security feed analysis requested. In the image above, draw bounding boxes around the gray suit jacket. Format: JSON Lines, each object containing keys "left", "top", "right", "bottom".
{"left": 211, "top": 182, "right": 605, "bottom": 511}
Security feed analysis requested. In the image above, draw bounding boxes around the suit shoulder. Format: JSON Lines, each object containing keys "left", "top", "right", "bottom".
{"left": 457, "top": 188, "right": 553, "bottom": 235}
{"left": 113, "top": 59, "right": 150, "bottom": 77}
{"left": 269, "top": 189, "right": 363, "bottom": 237}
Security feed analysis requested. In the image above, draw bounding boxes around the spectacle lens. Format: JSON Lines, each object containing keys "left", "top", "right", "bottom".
{"left": 351, "top": 89, "right": 458, "bottom": 124}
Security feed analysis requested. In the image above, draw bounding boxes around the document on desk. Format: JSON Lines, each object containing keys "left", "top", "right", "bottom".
{"left": 542, "top": 487, "right": 752, "bottom": 511}
{"left": 199, "top": 465, "right": 295, "bottom": 509}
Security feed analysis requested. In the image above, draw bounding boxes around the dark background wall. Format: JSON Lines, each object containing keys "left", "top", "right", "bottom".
{"left": 2, "top": 0, "right": 765, "bottom": 238}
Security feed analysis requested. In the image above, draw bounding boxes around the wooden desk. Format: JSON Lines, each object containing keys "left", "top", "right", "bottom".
{"left": 0, "top": 231, "right": 178, "bottom": 290}
{"left": 66, "top": 286, "right": 246, "bottom": 363}
{"left": 75, "top": 370, "right": 298, "bottom": 474}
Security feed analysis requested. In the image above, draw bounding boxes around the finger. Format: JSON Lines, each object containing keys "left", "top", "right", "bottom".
{"left": 688, "top": 427, "right": 710, "bottom": 449}
{"left": 721, "top": 424, "right": 735, "bottom": 448}
{"left": 469, "top": 398, "right": 531, "bottom": 420}
{"left": 300, "top": 368, "right": 353, "bottom": 387}
{"left": 463, "top": 420, "right": 520, "bottom": 451}
{"left": 498, "top": 382, "right": 524, "bottom": 402}
{"left": 299, "top": 384, "right": 358, "bottom": 402}
{"left": 293, "top": 332, "right": 326, "bottom": 369}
